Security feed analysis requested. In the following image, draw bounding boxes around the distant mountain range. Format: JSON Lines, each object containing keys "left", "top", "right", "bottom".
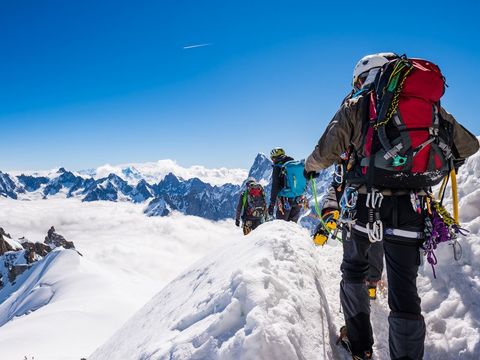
{"left": 1, "top": 154, "right": 332, "bottom": 222}
{"left": 0, "top": 155, "right": 273, "bottom": 221}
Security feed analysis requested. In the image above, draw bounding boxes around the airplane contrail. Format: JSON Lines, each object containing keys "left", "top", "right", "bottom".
{"left": 183, "top": 43, "right": 212, "bottom": 50}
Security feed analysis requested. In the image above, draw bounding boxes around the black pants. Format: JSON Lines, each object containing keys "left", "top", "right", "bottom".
{"left": 275, "top": 197, "right": 302, "bottom": 222}
{"left": 242, "top": 218, "right": 262, "bottom": 235}
{"left": 340, "top": 194, "right": 425, "bottom": 360}
{"left": 367, "top": 240, "right": 384, "bottom": 282}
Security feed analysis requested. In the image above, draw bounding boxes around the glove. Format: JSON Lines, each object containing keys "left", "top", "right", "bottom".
{"left": 322, "top": 208, "right": 339, "bottom": 227}
{"left": 303, "top": 169, "right": 319, "bottom": 180}
{"left": 268, "top": 203, "right": 275, "bottom": 216}
{"left": 235, "top": 219, "right": 240, "bottom": 227}
{"left": 313, "top": 224, "right": 329, "bottom": 246}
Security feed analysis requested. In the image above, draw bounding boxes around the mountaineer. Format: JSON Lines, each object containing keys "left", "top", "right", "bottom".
{"left": 305, "top": 53, "right": 479, "bottom": 359}
{"left": 268, "top": 148, "right": 307, "bottom": 222}
{"left": 235, "top": 177, "right": 267, "bottom": 235}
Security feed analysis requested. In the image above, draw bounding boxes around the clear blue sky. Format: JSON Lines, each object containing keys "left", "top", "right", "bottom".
{"left": 1, "top": 0, "right": 479, "bottom": 171}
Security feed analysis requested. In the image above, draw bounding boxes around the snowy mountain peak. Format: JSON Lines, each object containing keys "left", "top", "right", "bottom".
{"left": 247, "top": 153, "right": 272, "bottom": 185}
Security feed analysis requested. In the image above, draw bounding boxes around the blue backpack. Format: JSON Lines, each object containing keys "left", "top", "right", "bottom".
{"left": 277, "top": 160, "right": 307, "bottom": 198}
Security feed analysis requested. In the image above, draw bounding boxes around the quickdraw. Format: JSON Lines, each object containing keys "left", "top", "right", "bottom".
{"left": 366, "top": 188, "right": 384, "bottom": 243}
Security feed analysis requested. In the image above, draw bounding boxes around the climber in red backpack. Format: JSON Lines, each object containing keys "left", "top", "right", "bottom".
{"left": 235, "top": 177, "right": 267, "bottom": 235}
{"left": 304, "top": 53, "right": 479, "bottom": 359}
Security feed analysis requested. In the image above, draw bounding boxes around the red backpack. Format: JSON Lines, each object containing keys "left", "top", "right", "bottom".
{"left": 242, "top": 182, "right": 267, "bottom": 219}
{"left": 358, "top": 55, "right": 453, "bottom": 189}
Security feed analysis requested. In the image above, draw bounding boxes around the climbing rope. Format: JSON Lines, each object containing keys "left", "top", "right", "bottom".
{"left": 374, "top": 60, "right": 413, "bottom": 130}
{"left": 310, "top": 178, "right": 342, "bottom": 242}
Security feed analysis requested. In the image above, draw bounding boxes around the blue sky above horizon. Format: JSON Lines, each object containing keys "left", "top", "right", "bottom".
{"left": 1, "top": 0, "right": 479, "bottom": 171}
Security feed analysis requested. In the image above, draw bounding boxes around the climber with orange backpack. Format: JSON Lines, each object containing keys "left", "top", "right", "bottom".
{"left": 304, "top": 53, "right": 479, "bottom": 360}
{"left": 235, "top": 177, "right": 267, "bottom": 235}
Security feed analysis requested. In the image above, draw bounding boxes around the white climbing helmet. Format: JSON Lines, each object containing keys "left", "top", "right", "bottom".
{"left": 352, "top": 53, "right": 397, "bottom": 87}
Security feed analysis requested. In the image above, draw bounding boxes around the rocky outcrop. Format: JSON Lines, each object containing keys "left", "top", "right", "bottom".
{"left": 1, "top": 226, "right": 78, "bottom": 288}
{"left": 0, "top": 228, "right": 15, "bottom": 255}
{"left": 45, "top": 226, "right": 75, "bottom": 250}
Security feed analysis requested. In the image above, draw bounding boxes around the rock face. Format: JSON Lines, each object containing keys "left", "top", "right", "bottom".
{"left": 45, "top": 226, "right": 75, "bottom": 250}
{"left": 0, "top": 226, "right": 77, "bottom": 288}
{"left": 247, "top": 153, "right": 272, "bottom": 184}
{"left": 0, "top": 238, "right": 13, "bottom": 255}
{"left": 0, "top": 172, "right": 17, "bottom": 199}
{"left": 0, "top": 227, "right": 23, "bottom": 255}
{"left": 145, "top": 174, "right": 241, "bottom": 220}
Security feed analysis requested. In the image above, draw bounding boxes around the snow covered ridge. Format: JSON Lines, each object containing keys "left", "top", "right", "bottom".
{"left": 89, "top": 222, "right": 342, "bottom": 360}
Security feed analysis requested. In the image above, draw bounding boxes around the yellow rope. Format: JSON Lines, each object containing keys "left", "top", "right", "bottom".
{"left": 450, "top": 169, "right": 459, "bottom": 223}
{"left": 437, "top": 175, "right": 449, "bottom": 200}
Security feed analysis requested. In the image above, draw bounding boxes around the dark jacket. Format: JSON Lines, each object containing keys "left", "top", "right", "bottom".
{"left": 305, "top": 94, "right": 479, "bottom": 175}
{"left": 269, "top": 155, "right": 294, "bottom": 206}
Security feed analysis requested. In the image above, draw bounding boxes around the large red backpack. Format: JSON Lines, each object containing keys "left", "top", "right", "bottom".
{"left": 359, "top": 55, "right": 454, "bottom": 189}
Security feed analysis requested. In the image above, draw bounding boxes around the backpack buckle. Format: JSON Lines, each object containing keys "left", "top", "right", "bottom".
{"left": 392, "top": 155, "right": 407, "bottom": 167}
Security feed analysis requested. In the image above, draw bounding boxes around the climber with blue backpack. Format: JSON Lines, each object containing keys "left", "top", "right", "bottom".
{"left": 268, "top": 148, "right": 307, "bottom": 222}
{"left": 305, "top": 53, "right": 479, "bottom": 360}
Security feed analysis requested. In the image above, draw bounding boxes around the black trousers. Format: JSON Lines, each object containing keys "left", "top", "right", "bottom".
{"left": 275, "top": 197, "right": 302, "bottom": 222}
{"left": 340, "top": 194, "right": 425, "bottom": 360}
{"left": 242, "top": 218, "right": 262, "bottom": 235}
{"left": 367, "top": 240, "right": 384, "bottom": 282}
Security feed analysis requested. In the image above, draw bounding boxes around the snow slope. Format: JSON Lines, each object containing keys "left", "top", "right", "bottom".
{"left": 90, "top": 221, "right": 345, "bottom": 360}
{"left": 0, "top": 199, "right": 239, "bottom": 360}
{"left": 0, "top": 249, "right": 152, "bottom": 360}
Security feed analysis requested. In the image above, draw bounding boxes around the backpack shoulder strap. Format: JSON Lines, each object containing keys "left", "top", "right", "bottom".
{"left": 242, "top": 190, "right": 248, "bottom": 207}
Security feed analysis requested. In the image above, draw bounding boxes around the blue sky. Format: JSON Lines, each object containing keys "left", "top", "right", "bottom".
{"left": 1, "top": 0, "right": 479, "bottom": 171}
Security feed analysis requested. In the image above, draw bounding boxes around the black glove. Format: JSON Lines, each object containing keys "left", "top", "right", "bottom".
{"left": 235, "top": 219, "right": 240, "bottom": 227}
{"left": 303, "top": 169, "right": 319, "bottom": 180}
{"left": 268, "top": 203, "right": 275, "bottom": 216}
